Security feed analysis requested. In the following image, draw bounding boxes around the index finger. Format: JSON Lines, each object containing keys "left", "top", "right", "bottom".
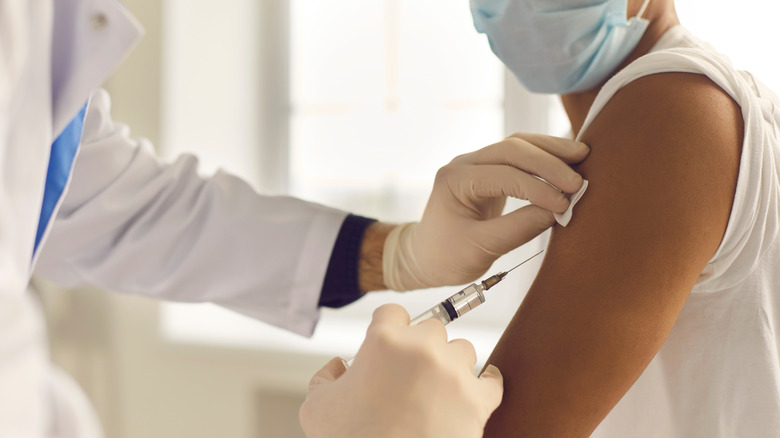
{"left": 509, "top": 132, "right": 590, "bottom": 164}
{"left": 370, "top": 303, "right": 411, "bottom": 329}
{"left": 449, "top": 136, "right": 585, "bottom": 194}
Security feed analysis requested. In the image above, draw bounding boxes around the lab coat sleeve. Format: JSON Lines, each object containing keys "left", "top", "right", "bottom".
{"left": 34, "top": 89, "right": 348, "bottom": 336}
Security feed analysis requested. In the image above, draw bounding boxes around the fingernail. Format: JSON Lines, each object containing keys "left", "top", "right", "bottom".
{"left": 481, "top": 364, "right": 502, "bottom": 378}
{"left": 568, "top": 172, "right": 584, "bottom": 188}
{"left": 555, "top": 191, "right": 571, "bottom": 212}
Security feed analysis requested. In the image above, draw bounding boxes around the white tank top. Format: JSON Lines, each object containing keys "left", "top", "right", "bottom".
{"left": 579, "top": 26, "right": 780, "bottom": 437}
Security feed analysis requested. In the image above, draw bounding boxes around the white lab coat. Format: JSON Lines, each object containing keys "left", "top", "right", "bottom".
{"left": 0, "top": 1, "right": 347, "bottom": 436}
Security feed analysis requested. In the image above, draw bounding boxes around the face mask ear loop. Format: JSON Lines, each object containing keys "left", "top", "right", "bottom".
{"left": 636, "top": 0, "right": 651, "bottom": 19}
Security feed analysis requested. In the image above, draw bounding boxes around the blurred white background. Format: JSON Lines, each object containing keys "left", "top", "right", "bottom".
{"left": 160, "top": 0, "right": 545, "bottom": 376}
{"left": 40, "top": 0, "right": 780, "bottom": 437}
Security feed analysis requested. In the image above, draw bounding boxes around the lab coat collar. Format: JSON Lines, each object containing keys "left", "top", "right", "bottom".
{"left": 51, "top": 0, "right": 144, "bottom": 137}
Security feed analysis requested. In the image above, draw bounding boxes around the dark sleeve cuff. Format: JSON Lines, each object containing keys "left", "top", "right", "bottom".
{"left": 319, "top": 214, "right": 377, "bottom": 308}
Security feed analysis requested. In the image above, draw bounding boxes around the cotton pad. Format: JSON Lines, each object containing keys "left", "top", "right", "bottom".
{"left": 554, "top": 180, "right": 588, "bottom": 227}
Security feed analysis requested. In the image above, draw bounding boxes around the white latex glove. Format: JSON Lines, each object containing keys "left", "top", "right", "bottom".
{"left": 299, "top": 304, "right": 503, "bottom": 438}
{"left": 384, "top": 133, "right": 589, "bottom": 290}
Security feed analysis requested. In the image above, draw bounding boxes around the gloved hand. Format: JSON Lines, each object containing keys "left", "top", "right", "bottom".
{"left": 384, "top": 132, "right": 589, "bottom": 290}
{"left": 299, "top": 304, "right": 503, "bottom": 438}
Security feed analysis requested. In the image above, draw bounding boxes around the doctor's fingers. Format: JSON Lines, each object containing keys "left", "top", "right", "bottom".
{"left": 451, "top": 135, "right": 587, "bottom": 194}
{"left": 471, "top": 204, "right": 555, "bottom": 256}
{"left": 307, "top": 357, "right": 348, "bottom": 393}
{"left": 364, "top": 304, "right": 413, "bottom": 350}
{"left": 475, "top": 364, "right": 504, "bottom": 413}
{"left": 369, "top": 303, "right": 411, "bottom": 329}
{"left": 446, "top": 165, "right": 571, "bottom": 214}
{"left": 413, "top": 318, "right": 449, "bottom": 344}
{"left": 508, "top": 132, "right": 590, "bottom": 165}
{"left": 445, "top": 338, "right": 478, "bottom": 371}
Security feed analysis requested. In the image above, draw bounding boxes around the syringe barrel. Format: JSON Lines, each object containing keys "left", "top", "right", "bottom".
{"left": 410, "top": 283, "right": 485, "bottom": 326}
{"left": 344, "top": 283, "right": 486, "bottom": 369}
{"left": 410, "top": 302, "right": 453, "bottom": 326}
{"left": 447, "top": 283, "right": 486, "bottom": 318}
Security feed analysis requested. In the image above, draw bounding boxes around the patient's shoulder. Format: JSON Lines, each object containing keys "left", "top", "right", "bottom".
{"left": 572, "top": 71, "right": 744, "bottom": 263}
{"left": 583, "top": 72, "right": 743, "bottom": 162}
{"left": 579, "top": 72, "right": 743, "bottom": 210}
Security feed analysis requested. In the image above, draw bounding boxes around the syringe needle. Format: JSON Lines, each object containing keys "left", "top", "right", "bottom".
{"left": 345, "top": 249, "right": 545, "bottom": 368}
{"left": 481, "top": 249, "right": 545, "bottom": 291}
{"left": 504, "top": 249, "right": 544, "bottom": 275}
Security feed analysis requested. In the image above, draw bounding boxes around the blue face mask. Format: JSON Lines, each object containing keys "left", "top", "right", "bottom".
{"left": 471, "top": 0, "right": 651, "bottom": 94}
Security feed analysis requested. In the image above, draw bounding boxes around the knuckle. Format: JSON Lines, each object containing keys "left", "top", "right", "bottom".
{"left": 465, "top": 343, "right": 478, "bottom": 360}
{"left": 451, "top": 338, "right": 477, "bottom": 358}
{"left": 417, "top": 319, "right": 448, "bottom": 341}
{"left": 377, "top": 302, "right": 405, "bottom": 317}
{"left": 298, "top": 401, "right": 314, "bottom": 431}
{"left": 448, "top": 152, "right": 470, "bottom": 165}
{"left": 504, "top": 136, "right": 525, "bottom": 151}
{"left": 366, "top": 324, "right": 398, "bottom": 348}
{"left": 414, "top": 343, "right": 441, "bottom": 366}
{"left": 515, "top": 184, "right": 530, "bottom": 201}
{"left": 393, "top": 339, "right": 440, "bottom": 371}
{"left": 434, "top": 164, "right": 455, "bottom": 182}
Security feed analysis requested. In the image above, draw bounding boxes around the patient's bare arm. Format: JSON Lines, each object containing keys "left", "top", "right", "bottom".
{"left": 483, "top": 73, "right": 743, "bottom": 437}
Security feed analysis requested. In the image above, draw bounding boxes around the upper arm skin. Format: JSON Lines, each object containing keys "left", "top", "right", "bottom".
{"left": 483, "top": 73, "right": 743, "bottom": 437}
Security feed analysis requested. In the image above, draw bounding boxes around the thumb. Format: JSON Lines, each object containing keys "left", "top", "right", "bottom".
{"left": 476, "top": 364, "right": 504, "bottom": 412}
{"left": 476, "top": 204, "right": 555, "bottom": 255}
{"left": 307, "top": 357, "right": 347, "bottom": 394}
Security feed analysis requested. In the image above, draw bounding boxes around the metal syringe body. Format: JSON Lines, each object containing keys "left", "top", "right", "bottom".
{"left": 342, "top": 250, "right": 543, "bottom": 368}
{"left": 410, "top": 273, "right": 506, "bottom": 326}
{"left": 343, "top": 275, "right": 505, "bottom": 368}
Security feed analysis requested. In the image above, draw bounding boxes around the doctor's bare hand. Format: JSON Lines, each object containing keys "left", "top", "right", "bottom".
{"left": 299, "top": 304, "right": 503, "bottom": 438}
{"left": 384, "top": 133, "right": 589, "bottom": 290}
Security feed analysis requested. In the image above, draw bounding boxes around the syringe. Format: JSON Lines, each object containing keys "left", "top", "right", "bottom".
{"left": 343, "top": 249, "right": 544, "bottom": 368}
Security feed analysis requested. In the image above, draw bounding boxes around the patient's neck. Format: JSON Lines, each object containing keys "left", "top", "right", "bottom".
{"left": 560, "top": 9, "right": 680, "bottom": 137}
